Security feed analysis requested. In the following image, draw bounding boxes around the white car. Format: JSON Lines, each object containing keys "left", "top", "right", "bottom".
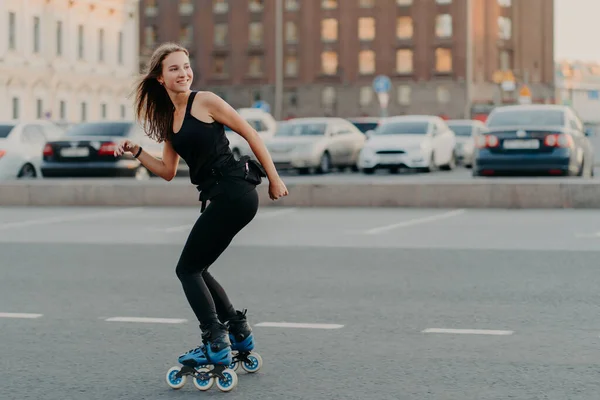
{"left": 265, "top": 117, "right": 366, "bottom": 174}
{"left": 358, "top": 115, "right": 456, "bottom": 174}
{"left": 225, "top": 108, "right": 277, "bottom": 160}
{"left": 0, "top": 120, "right": 65, "bottom": 180}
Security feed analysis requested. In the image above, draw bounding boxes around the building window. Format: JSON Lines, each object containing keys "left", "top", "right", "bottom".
{"left": 321, "top": 18, "right": 338, "bottom": 42}
{"left": 213, "top": 0, "right": 228, "bottom": 13}
{"left": 397, "top": 85, "right": 411, "bottom": 105}
{"left": 36, "top": 99, "right": 43, "bottom": 119}
{"left": 286, "top": 0, "right": 299, "bottom": 11}
{"left": 81, "top": 102, "right": 87, "bottom": 122}
{"left": 118, "top": 31, "right": 124, "bottom": 65}
{"left": 436, "top": 0, "right": 452, "bottom": 4}
{"left": 437, "top": 86, "right": 450, "bottom": 103}
{"left": 8, "top": 12, "right": 16, "bottom": 50}
{"left": 56, "top": 21, "right": 62, "bottom": 56}
{"left": 60, "top": 101, "right": 66, "bottom": 120}
{"left": 249, "top": 22, "right": 263, "bottom": 45}
{"left": 435, "top": 48, "right": 452, "bottom": 72}
{"left": 98, "top": 29, "right": 105, "bottom": 62}
{"left": 249, "top": 0, "right": 263, "bottom": 12}
{"left": 120, "top": 105, "right": 126, "bottom": 119}
{"left": 145, "top": 26, "right": 156, "bottom": 48}
{"left": 397, "top": 0, "right": 413, "bottom": 5}
{"left": 499, "top": 49, "right": 512, "bottom": 70}
{"left": 213, "top": 56, "right": 227, "bottom": 75}
{"left": 100, "top": 104, "right": 106, "bottom": 119}
{"left": 180, "top": 25, "right": 193, "bottom": 47}
{"left": 286, "top": 21, "right": 298, "bottom": 43}
{"left": 322, "top": 0, "right": 337, "bottom": 9}
{"left": 396, "top": 49, "right": 413, "bottom": 73}
{"left": 436, "top": 14, "right": 452, "bottom": 38}
{"left": 145, "top": 0, "right": 158, "bottom": 17}
{"left": 33, "top": 16, "right": 40, "bottom": 53}
{"left": 179, "top": 0, "right": 193, "bottom": 15}
{"left": 214, "top": 24, "right": 228, "bottom": 46}
{"left": 77, "top": 25, "right": 84, "bottom": 60}
{"left": 498, "top": 16, "right": 511, "bottom": 40}
{"left": 498, "top": 0, "right": 511, "bottom": 7}
{"left": 321, "top": 51, "right": 338, "bottom": 75}
{"left": 359, "top": 86, "right": 372, "bottom": 106}
{"left": 359, "top": 17, "right": 375, "bottom": 41}
{"left": 248, "top": 56, "right": 263, "bottom": 77}
{"left": 12, "top": 97, "right": 19, "bottom": 119}
{"left": 322, "top": 87, "right": 336, "bottom": 107}
{"left": 359, "top": 50, "right": 375, "bottom": 75}
{"left": 359, "top": 0, "right": 375, "bottom": 8}
{"left": 396, "top": 16, "right": 413, "bottom": 39}
{"left": 285, "top": 55, "right": 298, "bottom": 77}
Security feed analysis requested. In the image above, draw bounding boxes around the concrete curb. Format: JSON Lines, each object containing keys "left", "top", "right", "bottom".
{"left": 1, "top": 180, "right": 600, "bottom": 208}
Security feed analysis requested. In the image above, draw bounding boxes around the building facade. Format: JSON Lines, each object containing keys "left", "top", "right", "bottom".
{"left": 555, "top": 60, "right": 600, "bottom": 124}
{"left": 0, "top": 0, "right": 140, "bottom": 123}
{"left": 139, "top": 0, "right": 554, "bottom": 120}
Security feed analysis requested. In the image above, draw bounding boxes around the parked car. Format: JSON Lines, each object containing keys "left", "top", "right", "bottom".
{"left": 225, "top": 108, "right": 278, "bottom": 160}
{"left": 446, "top": 119, "right": 487, "bottom": 168}
{"left": 357, "top": 115, "right": 457, "bottom": 174}
{"left": 0, "top": 120, "right": 65, "bottom": 180}
{"left": 41, "top": 121, "right": 164, "bottom": 180}
{"left": 473, "top": 104, "right": 594, "bottom": 177}
{"left": 265, "top": 117, "right": 366, "bottom": 174}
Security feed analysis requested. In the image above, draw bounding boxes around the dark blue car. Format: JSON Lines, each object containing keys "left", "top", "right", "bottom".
{"left": 473, "top": 104, "right": 595, "bottom": 177}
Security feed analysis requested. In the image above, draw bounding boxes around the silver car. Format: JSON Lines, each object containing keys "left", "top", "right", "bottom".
{"left": 265, "top": 117, "right": 366, "bottom": 174}
{"left": 446, "top": 119, "right": 486, "bottom": 168}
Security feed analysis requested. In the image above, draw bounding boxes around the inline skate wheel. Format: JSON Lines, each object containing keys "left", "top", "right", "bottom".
{"left": 192, "top": 367, "right": 214, "bottom": 391}
{"left": 241, "top": 352, "right": 263, "bottom": 373}
{"left": 216, "top": 368, "right": 238, "bottom": 392}
{"left": 165, "top": 366, "right": 187, "bottom": 389}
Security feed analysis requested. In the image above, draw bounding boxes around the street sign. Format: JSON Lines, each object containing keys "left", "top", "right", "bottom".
{"left": 372, "top": 75, "right": 391, "bottom": 93}
{"left": 252, "top": 100, "right": 271, "bottom": 113}
{"left": 518, "top": 84, "right": 531, "bottom": 104}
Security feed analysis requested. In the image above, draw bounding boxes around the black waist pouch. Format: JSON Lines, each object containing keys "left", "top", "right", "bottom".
{"left": 241, "top": 156, "right": 267, "bottom": 185}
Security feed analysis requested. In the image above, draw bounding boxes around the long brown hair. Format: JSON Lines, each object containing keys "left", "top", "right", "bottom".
{"left": 134, "top": 42, "right": 189, "bottom": 143}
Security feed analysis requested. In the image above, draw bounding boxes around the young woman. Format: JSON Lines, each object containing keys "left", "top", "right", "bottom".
{"left": 114, "top": 42, "right": 288, "bottom": 373}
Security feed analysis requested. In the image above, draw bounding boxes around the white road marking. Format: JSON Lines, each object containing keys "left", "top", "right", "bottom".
{"left": 363, "top": 209, "right": 466, "bottom": 235}
{"left": 104, "top": 317, "right": 188, "bottom": 324}
{"left": 0, "top": 312, "right": 43, "bottom": 319}
{"left": 161, "top": 208, "right": 298, "bottom": 233}
{"left": 422, "top": 328, "right": 514, "bottom": 336}
{"left": 255, "top": 322, "right": 344, "bottom": 329}
{"left": 0, "top": 208, "right": 143, "bottom": 231}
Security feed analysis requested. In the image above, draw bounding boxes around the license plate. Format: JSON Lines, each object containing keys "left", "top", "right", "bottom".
{"left": 503, "top": 139, "right": 539, "bottom": 149}
{"left": 380, "top": 154, "right": 404, "bottom": 163}
{"left": 60, "top": 147, "right": 89, "bottom": 157}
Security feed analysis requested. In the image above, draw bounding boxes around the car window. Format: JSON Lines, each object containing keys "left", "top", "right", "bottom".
{"left": 486, "top": 109, "right": 565, "bottom": 127}
{"left": 65, "top": 122, "right": 133, "bottom": 136}
{"left": 0, "top": 124, "right": 16, "bottom": 138}
{"left": 374, "top": 121, "right": 430, "bottom": 135}
{"left": 351, "top": 121, "right": 378, "bottom": 133}
{"left": 448, "top": 124, "right": 474, "bottom": 136}
{"left": 275, "top": 122, "right": 327, "bottom": 136}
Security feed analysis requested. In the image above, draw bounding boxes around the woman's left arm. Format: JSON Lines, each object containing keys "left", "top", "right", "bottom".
{"left": 201, "top": 92, "right": 288, "bottom": 199}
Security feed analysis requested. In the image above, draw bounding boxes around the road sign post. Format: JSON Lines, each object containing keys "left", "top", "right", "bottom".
{"left": 373, "top": 75, "right": 391, "bottom": 118}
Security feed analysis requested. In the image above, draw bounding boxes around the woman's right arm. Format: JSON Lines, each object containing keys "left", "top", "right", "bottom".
{"left": 115, "top": 139, "right": 180, "bottom": 181}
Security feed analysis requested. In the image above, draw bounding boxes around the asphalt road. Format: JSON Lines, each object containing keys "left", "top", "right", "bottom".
{"left": 2, "top": 206, "right": 600, "bottom": 399}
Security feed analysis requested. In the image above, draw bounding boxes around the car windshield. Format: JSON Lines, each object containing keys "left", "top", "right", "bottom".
{"left": 486, "top": 110, "right": 565, "bottom": 127}
{"left": 448, "top": 124, "right": 474, "bottom": 136}
{"left": 65, "top": 122, "right": 132, "bottom": 136}
{"left": 275, "top": 122, "right": 327, "bottom": 136}
{"left": 374, "top": 121, "right": 430, "bottom": 135}
{"left": 0, "top": 124, "right": 15, "bottom": 138}
{"left": 351, "top": 122, "right": 378, "bottom": 133}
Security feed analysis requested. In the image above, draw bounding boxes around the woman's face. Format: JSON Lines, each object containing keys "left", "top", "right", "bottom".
{"left": 158, "top": 51, "right": 193, "bottom": 93}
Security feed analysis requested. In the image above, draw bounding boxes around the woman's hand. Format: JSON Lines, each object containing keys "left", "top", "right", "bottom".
{"left": 114, "top": 140, "right": 139, "bottom": 157}
{"left": 269, "top": 177, "right": 289, "bottom": 200}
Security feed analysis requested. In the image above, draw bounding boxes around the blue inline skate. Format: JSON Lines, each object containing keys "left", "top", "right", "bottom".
{"left": 226, "top": 309, "right": 263, "bottom": 374}
{"left": 165, "top": 321, "right": 238, "bottom": 392}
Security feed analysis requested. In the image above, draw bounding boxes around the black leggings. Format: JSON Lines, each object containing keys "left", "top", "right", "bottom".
{"left": 175, "top": 188, "right": 259, "bottom": 329}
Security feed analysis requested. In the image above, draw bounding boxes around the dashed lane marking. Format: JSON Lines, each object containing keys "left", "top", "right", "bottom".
{"left": 104, "top": 317, "right": 188, "bottom": 324}
{"left": 0, "top": 312, "right": 43, "bottom": 319}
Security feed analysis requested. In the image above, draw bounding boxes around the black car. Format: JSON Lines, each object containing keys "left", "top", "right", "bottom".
{"left": 41, "top": 121, "right": 163, "bottom": 179}
{"left": 473, "top": 105, "right": 595, "bottom": 177}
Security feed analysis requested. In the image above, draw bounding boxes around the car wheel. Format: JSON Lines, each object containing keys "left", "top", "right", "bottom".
{"left": 17, "top": 163, "right": 36, "bottom": 179}
{"left": 317, "top": 152, "right": 331, "bottom": 174}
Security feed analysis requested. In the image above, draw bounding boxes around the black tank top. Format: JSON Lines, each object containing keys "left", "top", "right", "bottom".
{"left": 169, "top": 91, "right": 255, "bottom": 207}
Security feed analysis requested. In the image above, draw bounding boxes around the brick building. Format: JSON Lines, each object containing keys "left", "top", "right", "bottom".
{"left": 139, "top": 0, "right": 555, "bottom": 120}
